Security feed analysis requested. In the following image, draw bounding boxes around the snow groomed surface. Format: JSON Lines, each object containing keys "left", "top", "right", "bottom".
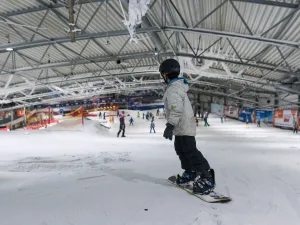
{"left": 0, "top": 111, "right": 299, "bottom": 225}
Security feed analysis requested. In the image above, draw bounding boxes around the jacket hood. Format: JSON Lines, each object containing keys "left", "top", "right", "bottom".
{"left": 168, "top": 78, "right": 189, "bottom": 93}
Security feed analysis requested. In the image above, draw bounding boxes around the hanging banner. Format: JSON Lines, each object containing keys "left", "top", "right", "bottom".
{"left": 211, "top": 103, "right": 224, "bottom": 116}
{"left": 256, "top": 109, "right": 273, "bottom": 124}
{"left": 239, "top": 108, "right": 255, "bottom": 123}
{"left": 224, "top": 105, "right": 239, "bottom": 119}
{"left": 274, "top": 109, "right": 297, "bottom": 128}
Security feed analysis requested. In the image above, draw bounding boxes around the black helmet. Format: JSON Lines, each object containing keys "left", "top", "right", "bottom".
{"left": 159, "top": 58, "right": 180, "bottom": 83}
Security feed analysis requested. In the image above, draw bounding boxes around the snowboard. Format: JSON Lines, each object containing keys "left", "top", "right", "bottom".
{"left": 167, "top": 175, "right": 232, "bottom": 203}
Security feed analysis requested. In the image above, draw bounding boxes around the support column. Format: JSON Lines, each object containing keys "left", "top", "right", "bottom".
{"left": 274, "top": 93, "right": 279, "bottom": 109}
{"left": 298, "top": 95, "right": 300, "bottom": 117}
{"left": 255, "top": 96, "right": 259, "bottom": 108}
{"left": 10, "top": 110, "right": 14, "bottom": 130}
{"left": 224, "top": 89, "right": 227, "bottom": 106}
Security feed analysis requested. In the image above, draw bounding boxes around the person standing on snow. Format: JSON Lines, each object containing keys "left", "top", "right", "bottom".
{"left": 150, "top": 121, "right": 156, "bottom": 133}
{"left": 293, "top": 122, "right": 298, "bottom": 134}
{"left": 196, "top": 117, "right": 199, "bottom": 127}
{"left": 257, "top": 118, "right": 261, "bottom": 127}
{"left": 159, "top": 58, "right": 215, "bottom": 195}
{"left": 117, "top": 114, "right": 126, "bottom": 137}
{"left": 204, "top": 112, "right": 210, "bottom": 127}
{"left": 137, "top": 112, "right": 140, "bottom": 118}
{"left": 129, "top": 117, "right": 134, "bottom": 126}
{"left": 143, "top": 113, "right": 145, "bottom": 119}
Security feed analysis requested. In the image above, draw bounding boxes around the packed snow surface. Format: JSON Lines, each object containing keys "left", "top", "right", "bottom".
{"left": 0, "top": 111, "right": 300, "bottom": 225}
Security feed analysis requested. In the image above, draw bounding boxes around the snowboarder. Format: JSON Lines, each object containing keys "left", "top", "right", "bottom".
{"left": 129, "top": 117, "right": 134, "bottom": 126}
{"left": 159, "top": 58, "right": 215, "bottom": 195}
{"left": 150, "top": 121, "right": 156, "bottom": 133}
{"left": 204, "top": 112, "right": 210, "bottom": 127}
{"left": 246, "top": 119, "right": 249, "bottom": 128}
{"left": 117, "top": 114, "right": 126, "bottom": 137}
{"left": 293, "top": 122, "right": 298, "bottom": 134}
{"left": 257, "top": 118, "right": 261, "bottom": 127}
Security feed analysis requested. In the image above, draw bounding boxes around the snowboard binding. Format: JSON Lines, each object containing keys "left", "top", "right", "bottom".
{"left": 193, "top": 169, "right": 215, "bottom": 195}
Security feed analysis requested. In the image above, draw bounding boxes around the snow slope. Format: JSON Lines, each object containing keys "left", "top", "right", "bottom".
{"left": 0, "top": 111, "right": 300, "bottom": 225}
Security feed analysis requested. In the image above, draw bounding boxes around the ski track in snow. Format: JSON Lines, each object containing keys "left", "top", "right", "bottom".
{"left": 0, "top": 111, "right": 300, "bottom": 225}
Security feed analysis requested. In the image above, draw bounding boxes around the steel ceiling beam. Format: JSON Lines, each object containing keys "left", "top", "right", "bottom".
{"left": 1, "top": 25, "right": 300, "bottom": 53}
{"left": 0, "top": 27, "right": 159, "bottom": 53}
{"left": 3, "top": 0, "right": 106, "bottom": 17}
{"left": 165, "top": 26, "right": 300, "bottom": 49}
{"left": 0, "top": 51, "right": 296, "bottom": 77}
{"left": 232, "top": 0, "right": 299, "bottom": 9}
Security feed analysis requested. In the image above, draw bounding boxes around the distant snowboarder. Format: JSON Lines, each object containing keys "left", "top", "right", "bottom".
{"left": 246, "top": 119, "right": 249, "bottom": 128}
{"left": 293, "top": 122, "right": 298, "bottom": 134}
{"left": 150, "top": 121, "right": 156, "bottom": 133}
{"left": 159, "top": 58, "right": 215, "bottom": 195}
{"left": 204, "top": 112, "right": 210, "bottom": 127}
{"left": 129, "top": 117, "right": 134, "bottom": 126}
{"left": 117, "top": 114, "right": 126, "bottom": 137}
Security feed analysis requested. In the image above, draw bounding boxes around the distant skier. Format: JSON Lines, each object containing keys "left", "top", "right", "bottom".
{"left": 99, "top": 112, "right": 102, "bottom": 119}
{"left": 150, "top": 121, "right": 156, "bottom": 133}
{"left": 257, "top": 118, "right": 261, "bottom": 127}
{"left": 293, "top": 122, "right": 298, "bottom": 134}
{"left": 137, "top": 112, "right": 140, "bottom": 118}
{"left": 103, "top": 112, "right": 106, "bottom": 120}
{"left": 220, "top": 116, "right": 223, "bottom": 124}
{"left": 204, "top": 112, "right": 210, "bottom": 127}
{"left": 117, "top": 114, "right": 126, "bottom": 137}
{"left": 129, "top": 117, "right": 134, "bottom": 126}
{"left": 159, "top": 58, "right": 215, "bottom": 195}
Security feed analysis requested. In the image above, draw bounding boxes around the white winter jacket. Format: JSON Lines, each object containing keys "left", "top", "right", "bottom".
{"left": 163, "top": 78, "right": 196, "bottom": 136}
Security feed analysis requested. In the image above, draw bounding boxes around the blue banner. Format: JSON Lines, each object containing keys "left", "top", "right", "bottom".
{"left": 256, "top": 109, "right": 273, "bottom": 124}
{"left": 239, "top": 108, "right": 254, "bottom": 123}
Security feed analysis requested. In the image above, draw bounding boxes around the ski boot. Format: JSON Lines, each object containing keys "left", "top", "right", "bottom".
{"left": 176, "top": 171, "right": 196, "bottom": 185}
{"left": 193, "top": 169, "right": 215, "bottom": 195}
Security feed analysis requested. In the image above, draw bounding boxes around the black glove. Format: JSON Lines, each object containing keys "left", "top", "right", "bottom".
{"left": 163, "top": 123, "right": 174, "bottom": 141}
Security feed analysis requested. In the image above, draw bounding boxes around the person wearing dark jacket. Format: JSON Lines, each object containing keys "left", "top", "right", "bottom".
{"left": 117, "top": 114, "right": 126, "bottom": 137}
{"left": 159, "top": 58, "right": 215, "bottom": 195}
{"left": 293, "top": 122, "right": 298, "bottom": 134}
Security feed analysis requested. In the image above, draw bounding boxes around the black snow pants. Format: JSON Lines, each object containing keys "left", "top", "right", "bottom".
{"left": 174, "top": 136, "right": 210, "bottom": 174}
{"left": 117, "top": 125, "right": 125, "bottom": 137}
